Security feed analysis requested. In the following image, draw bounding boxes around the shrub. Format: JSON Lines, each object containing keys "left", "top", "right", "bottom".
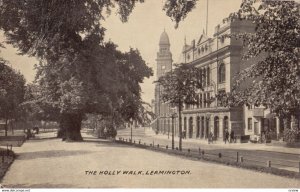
{"left": 283, "top": 129, "right": 300, "bottom": 144}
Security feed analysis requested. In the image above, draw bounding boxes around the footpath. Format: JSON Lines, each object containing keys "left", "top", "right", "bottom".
{"left": 134, "top": 127, "right": 300, "bottom": 155}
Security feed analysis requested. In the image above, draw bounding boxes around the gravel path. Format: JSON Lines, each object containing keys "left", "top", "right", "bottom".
{"left": 1, "top": 135, "right": 299, "bottom": 188}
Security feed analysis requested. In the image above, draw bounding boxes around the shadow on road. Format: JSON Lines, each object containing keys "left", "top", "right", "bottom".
{"left": 16, "top": 150, "right": 95, "bottom": 161}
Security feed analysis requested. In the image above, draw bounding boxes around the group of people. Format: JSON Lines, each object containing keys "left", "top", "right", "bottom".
{"left": 224, "top": 129, "right": 235, "bottom": 144}
{"left": 181, "top": 129, "right": 236, "bottom": 144}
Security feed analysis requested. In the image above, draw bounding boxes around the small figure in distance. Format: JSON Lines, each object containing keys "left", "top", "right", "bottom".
{"left": 224, "top": 129, "right": 230, "bottom": 144}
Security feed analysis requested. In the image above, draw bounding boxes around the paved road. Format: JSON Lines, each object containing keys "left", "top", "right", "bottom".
{"left": 2, "top": 133, "right": 299, "bottom": 188}
{"left": 117, "top": 128, "right": 300, "bottom": 172}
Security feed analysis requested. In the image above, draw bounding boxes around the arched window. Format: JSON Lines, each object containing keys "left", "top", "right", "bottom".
{"left": 218, "top": 63, "right": 225, "bottom": 83}
{"left": 224, "top": 116, "right": 229, "bottom": 131}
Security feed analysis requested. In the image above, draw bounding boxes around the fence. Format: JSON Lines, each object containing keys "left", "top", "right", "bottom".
{"left": 117, "top": 137, "right": 300, "bottom": 175}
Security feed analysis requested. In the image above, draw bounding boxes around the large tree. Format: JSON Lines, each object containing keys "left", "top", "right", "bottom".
{"left": 157, "top": 64, "right": 202, "bottom": 150}
{"left": 0, "top": 0, "right": 153, "bottom": 141}
{"left": 0, "top": 59, "right": 26, "bottom": 136}
{"left": 223, "top": 0, "right": 300, "bottom": 142}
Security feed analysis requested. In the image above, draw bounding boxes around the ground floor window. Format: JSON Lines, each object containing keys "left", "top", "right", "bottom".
{"left": 248, "top": 118, "right": 252, "bottom": 131}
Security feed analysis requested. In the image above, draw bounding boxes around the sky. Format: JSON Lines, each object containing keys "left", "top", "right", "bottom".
{"left": 0, "top": 0, "right": 243, "bottom": 104}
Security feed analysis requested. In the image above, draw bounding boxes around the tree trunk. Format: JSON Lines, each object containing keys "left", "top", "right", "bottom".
{"left": 58, "top": 113, "right": 83, "bottom": 141}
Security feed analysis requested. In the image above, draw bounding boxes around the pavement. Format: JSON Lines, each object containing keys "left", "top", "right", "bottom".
{"left": 117, "top": 127, "right": 300, "bottom": 172}
{"left": 1, "top": 131, "right": 300, "bottom": 188}
{"left": 143, "top": 127, "right": 300, "bottom": 154}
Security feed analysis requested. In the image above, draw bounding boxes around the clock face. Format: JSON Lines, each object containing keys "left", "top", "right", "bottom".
{"left": 162, "top": 65, "right": 166, "bottom": 70}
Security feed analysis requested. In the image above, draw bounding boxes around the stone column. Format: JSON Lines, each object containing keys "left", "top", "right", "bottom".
{"left": 193, "top": 114, "right": 197, "bottom": 138}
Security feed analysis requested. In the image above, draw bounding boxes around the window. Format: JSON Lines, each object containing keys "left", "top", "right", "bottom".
{"left": 199, "top": 94, "right": 203, "bottom": 108}
{"left": 218, "top": 63, "right": 225, "bottom": 83}
{"left": 196, "top": 95, "right": 200, "bottom": 108}
{"left": 217, "top": 90, "right": 226, "bottom": 107}
{"left": 248, "top": 118, "right": 253, "bottom": 131}
{"left": 207, "top": 92, "right": 210, "bottom": 108}
{"left": 161, "top": 65, "right": 165, "bottom": 70}
{"left": 220, "top": 36, "right": 225, "bottom": 43}
{"left": 202, "top": 68, "right": 206, "bottom": 86}
{"left": 207, "top": 67, "right": 210, "bottom": 86}
{"left": 224, "top": 116, "right": 229, "bottom": 131}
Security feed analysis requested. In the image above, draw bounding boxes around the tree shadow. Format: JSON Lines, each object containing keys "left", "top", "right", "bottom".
{"left": 16, "top": 149, "right": 95, "bottom": 161}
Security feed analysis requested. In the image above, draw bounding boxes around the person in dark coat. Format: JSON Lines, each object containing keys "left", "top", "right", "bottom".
{"left": 230, "top": 130, "right": 235, "bottom": 143}
{"left": 182, "top": 129, "right": 186, "bottom": 139}
{"left": 208, "top": 131, "right": 214, "bottom": 144}
{"left": 224, "top": 129, "right": 229, "bottom": 144}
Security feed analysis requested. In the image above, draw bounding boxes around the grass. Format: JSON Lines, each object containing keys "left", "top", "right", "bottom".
{"left": 0, "top": 148, "right": 15, "bottom": 182}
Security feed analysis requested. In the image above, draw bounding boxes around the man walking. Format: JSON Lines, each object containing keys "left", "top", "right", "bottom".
{"left": 230, "top": 130, "right": 235, "bottom": 143}
{"left": 224, "top": 129, "right": 229, "bottom": 144}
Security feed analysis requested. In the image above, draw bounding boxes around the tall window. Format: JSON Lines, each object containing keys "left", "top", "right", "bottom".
{"left": 218, "top": 63, "right": 225, "bottom": 83}
{"left": 248, "top": 118, "right": 253, "bottom": 131}
{"left": 207, "top": 67, "right": 210, "bottom": 86}
{"left": 217, "top": 90, "right": 226, "bottom": 107}
{"left": 199, "top": 94, "right": 203, "bottom": 108}
{"left": 224, "top": 116, "right": 229, "bottom": 131}
{"left": 202, "top": 68, "right": 206, "bottom": 87}
{"left": 207, "top": 92, "right": 210, "bottom": 108}
{"left": 199, "top": 68, "right": 202, "bottom": 86}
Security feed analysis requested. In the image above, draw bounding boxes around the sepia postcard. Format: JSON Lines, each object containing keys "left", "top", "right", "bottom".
{"left": 0, "top": 0, "right": 299, "bottom": 191}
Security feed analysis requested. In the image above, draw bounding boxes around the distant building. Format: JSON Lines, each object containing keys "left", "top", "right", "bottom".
{"left": 152, "top": 19, "right": 299, "bottom": 143}
{"left": 152, "top": 30, "right": 174, "bottom": 134}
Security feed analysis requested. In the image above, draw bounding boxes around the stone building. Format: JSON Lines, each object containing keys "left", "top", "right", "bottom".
{"left": 179, "top": 19, "right": 256, "bottom": 141}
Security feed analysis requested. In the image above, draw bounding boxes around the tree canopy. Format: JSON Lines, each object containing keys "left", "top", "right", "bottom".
{"left": 157, "top": 63, "right": 202, "bottom": 150}
{"left": 224, "top": 1, "right": 300, "bottom": 119}
{"left": 0, "top": 0, "right": 153, "bottom": 141}
{"left": 0, "top": 59, "right": 26, "bottom": 135}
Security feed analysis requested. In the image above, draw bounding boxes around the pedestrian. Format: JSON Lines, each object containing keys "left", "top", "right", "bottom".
{"left": 182, "top": 129, "right": 186, "bottom": 139}
{"left": 103, "top": 127, "right": 108, "bottom": 139}
{"left": 230, "top": 130, "right": 235, "bottom": 143}
{"left": 208, "top": 131, "right": 214, "bottom": 144}
{"left": 224, "top": 129, "right": 229, "bottom": 144}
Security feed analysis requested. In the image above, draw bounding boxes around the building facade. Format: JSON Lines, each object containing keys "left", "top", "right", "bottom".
{"left": 179, "top": 19, "right": 256, "bottom": 141}
{"left": 152, "top": 19, "right": 299, "bottom": 143}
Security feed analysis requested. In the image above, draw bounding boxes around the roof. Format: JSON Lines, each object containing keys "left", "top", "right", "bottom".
{"left": 159, "top": 31, "right": 170, "bottom": 45}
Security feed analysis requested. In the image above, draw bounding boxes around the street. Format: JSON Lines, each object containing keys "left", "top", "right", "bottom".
{"left": 1, "top": 132, "right": 299, "bottom": 188}
{"left": 117, "top": 127, "right": 300, "bottom": 172}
